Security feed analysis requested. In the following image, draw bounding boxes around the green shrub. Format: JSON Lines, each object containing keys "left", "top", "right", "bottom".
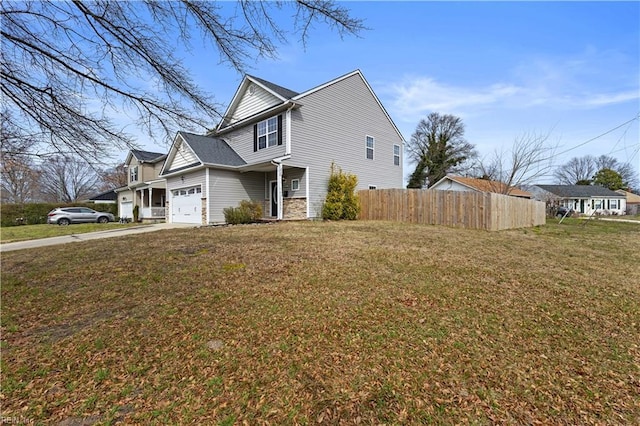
{"left": 322, "top": 163, "right": 360, "bottom": 220}
{"left": 0, "top": 202, "right": 117, "bottom": 227}
{"left": 133, "top": 205, "right": 140, "bottom": 222}
{"left": 223, "top": 200, "right": 263, "bottom": 225}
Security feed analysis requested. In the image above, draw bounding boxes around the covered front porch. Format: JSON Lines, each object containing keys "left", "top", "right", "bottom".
{"left": 239, "top": 158, "right": 308, "bottom": 220}
{"left": 134, "top": 180, "right": 167, "bottom": 221}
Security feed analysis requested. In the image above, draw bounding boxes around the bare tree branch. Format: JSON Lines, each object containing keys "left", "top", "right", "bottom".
{"left": 1, "top": 0, "right": 364, "bottom": 161}
{"left": 476, "top": 131, "right": 558, "bottom": 194}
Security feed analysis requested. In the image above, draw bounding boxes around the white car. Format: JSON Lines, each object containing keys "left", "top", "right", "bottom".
{"left": 47, "top": 207, "right": 115, "bottom": 225}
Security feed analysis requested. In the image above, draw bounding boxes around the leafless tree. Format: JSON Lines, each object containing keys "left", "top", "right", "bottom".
{"left": 1, "top": 1, "right": 364, "bottom": 161}
{"left": 475, "top": 131, "right": 557, "bottom": 194}
{"left": 38, "top": 155, "right": 100, "bottom": 202}
{"left": 406, "top": 113, "right": 477, "bottom": 188}
{"left": 553, "top": 155, "right": 597, "bottom": 185}
{"left": 98, "top": 163, "right": 128, "bottom": 192}
{"left": 0, "top": 110, "right": 41, "bottom": 203}
{"left": 554, "top": 154, "right": 639, "bottom": 190}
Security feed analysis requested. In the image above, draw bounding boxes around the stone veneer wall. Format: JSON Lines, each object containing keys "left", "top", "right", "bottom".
{"left": 283, "top": 198, "right": 307, "bottom": 220}
{"left": 201, "top": 198, "right": 207, "bottom": 225}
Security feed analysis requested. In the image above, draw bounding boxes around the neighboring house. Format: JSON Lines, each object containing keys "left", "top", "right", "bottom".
{"left": 616, "top": 190, "right": 640, "bottom": 215}
{"left": 115, "top": 150, "right": 167, "bottom": 221}
{"left": 87, "top": 190, "right": 117, "bottom": 204}
{"left": 430, "top": 175, "right": 533, "bottom": 198}
{"left": 532, "top": 185, "right": 626, "bottom": 215}
{"left": 160, "top": 70, "right": 405, "bottom": 224}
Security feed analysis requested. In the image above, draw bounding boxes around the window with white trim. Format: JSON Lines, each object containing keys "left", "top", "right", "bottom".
{"left": 130, "top": 166, "right": 138, "bottom": 182}
{"left": 254, "top": 116, "right": 282, "bottom": 151}
{"left": 366, "top": 136, "right": 374, "bottom": 160}
{"left": 291, "top": 179, "right": 300, "bottom": 191}
{"left": 610, "top": 199, "right": 619, "bottom": 209}
{"left": 393, "top": 144, "right": 400, "bottom": 166}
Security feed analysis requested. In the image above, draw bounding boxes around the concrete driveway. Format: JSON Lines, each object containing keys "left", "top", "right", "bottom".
{"left": 0, "top": 223, "right": 196, "bottom": 253}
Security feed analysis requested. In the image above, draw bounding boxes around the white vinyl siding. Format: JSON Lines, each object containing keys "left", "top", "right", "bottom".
{"left": 168, "top": 138, "right": 198, "bottom": 171}
{"left": 231, "top": 84, "right": 282, "bottom": 124}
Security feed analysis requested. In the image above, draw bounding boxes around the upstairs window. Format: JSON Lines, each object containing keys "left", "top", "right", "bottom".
{"left": 130, "top": 166, "right": 138, "bottom": 182}
{"left": 254, "top": 115, "right": 283, "bottom": 151}
{"left": 393, "top": 144, "right": 400, "bottom": 166}
{"left": 366, "top": 136, "right": 374, "bottom": 160}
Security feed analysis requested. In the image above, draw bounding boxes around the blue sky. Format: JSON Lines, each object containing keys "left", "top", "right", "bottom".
{"left": 130, "top": 1, "right": 640, "bottom": 184}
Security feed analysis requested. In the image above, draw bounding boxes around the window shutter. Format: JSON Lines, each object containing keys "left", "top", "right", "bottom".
{"left": 253, "top": 124, "right": 258, "bottom": 152}
{"left": 277, "top": 115, "right": 283, "bottom": 146}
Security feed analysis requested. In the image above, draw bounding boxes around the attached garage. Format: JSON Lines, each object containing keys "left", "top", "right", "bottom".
{"left": 171, "top": 185, "right": 202, "bottom": 224}
{"left": 119, "top": 201, "right": 133, "bottom": 220}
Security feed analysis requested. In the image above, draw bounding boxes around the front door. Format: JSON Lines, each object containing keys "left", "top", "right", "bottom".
{"left": 270, "top": 181, "right": 278, "bottom": 217}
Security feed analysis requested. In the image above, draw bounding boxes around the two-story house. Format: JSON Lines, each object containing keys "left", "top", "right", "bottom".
{"left": 115, "top": 149, "right": 167, "bottom": 221}
{"left": 159, "top": 70, "right": 405, "bottom": 224}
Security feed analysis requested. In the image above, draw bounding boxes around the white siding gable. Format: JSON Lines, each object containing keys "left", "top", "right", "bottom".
{"left": 166, "top": 136, "right": 199, "bottom": 171}
{"left": 231, "top": 85, "right": 282, "bottom": 125}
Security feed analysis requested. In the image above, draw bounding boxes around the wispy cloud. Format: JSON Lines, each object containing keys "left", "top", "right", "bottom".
{"left": 384, "top": 50, "right": 639, "bottom": 124}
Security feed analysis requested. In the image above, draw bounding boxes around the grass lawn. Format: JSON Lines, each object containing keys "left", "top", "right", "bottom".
{"left": 1, "top": 219, "right": 639, "bottom": 424}
{"left": 0, "top": 222, "right": 144, "bottom": 243}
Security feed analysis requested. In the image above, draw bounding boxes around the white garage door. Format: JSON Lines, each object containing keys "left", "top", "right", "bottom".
{"left": 120, "top": 201, "right": 133, "bottom": 220}
{"left": 171, "top": 186, "right": 202, "bottom": 224}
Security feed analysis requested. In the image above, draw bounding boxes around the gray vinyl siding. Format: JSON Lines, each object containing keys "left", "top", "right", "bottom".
{"left": 221, "top": 113, "right": 287, "bottom": 164}
{"left": 265, "top": 167, "right": 307, "bottom": 199}
{"left": 166, "top": 170, "right": 205, "bottom": 194}
{"left": 290, "top": 73, "right": 404, "bottom": 217}
{"left": 207, "top": 169, "right": 264, "bottom": 224}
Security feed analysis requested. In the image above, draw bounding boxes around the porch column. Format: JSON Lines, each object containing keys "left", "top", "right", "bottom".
{"left": 148, "top": 188, "right": 153, "bottom": 214}
{"left": 276, "top": 162, "right": 283, "bottom": 220}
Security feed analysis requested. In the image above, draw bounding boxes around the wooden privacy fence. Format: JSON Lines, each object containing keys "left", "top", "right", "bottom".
{"left": 358, "top": 189, "right": 546, "bottom": 231}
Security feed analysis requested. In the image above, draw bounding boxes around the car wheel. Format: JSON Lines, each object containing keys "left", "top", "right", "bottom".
{"left": 98, "top": 216, "right": 109, "bottom": 224}
{"left": 58, "top": 218, "right": 71, "bottom": 226}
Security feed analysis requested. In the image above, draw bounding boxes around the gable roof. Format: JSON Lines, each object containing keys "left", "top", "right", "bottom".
{"left": 247, "top": 75, "right": 299, "bottom": 99}
{"left": 437, "top": 175, "right": 532, "bottom": 198}
{"left": 536, "top": 185, "right": 624, "bottom": 198}
{"left": 160, "top": 132, "right": 246, "bottom": 176}
{"left": 216, "top": 70, "right": 405, "bottom": 143}
{"left": 88, "top": 189, "right": 117, "bottom": 201}
{"left": 179, "top": 132, "right": 246, "bottom": 166}
{"left": 129, "top": 149, "right": 166, "bottom": 163}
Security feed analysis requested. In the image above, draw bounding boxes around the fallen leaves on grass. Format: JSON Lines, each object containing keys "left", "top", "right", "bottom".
{"left": 1, "top": 220, "right": 639, "bottom": 424}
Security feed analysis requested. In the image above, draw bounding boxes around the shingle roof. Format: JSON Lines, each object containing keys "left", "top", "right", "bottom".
{"left": 178, "top": 132, "right": 246, "bottom": 167}
{"left": 89, "top": 190, "right": 117, "bottom": 201}
{"left": 248, "top": 75, "right": 299, "bottom": 99}
{"left": 536, "top": 185, "right": 624, "bottom": 198}
{"left": 131, "top": 149, "right": 166, "bottom": 163}
{"left": 446, "top": 176, "right": 532, "bottom": 198}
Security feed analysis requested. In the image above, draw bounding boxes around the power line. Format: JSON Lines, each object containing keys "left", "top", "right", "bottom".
{"left": 556, "top": 114, "right": 640, "bottom": 157}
